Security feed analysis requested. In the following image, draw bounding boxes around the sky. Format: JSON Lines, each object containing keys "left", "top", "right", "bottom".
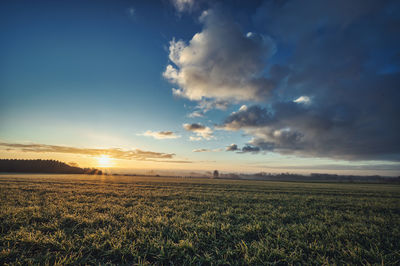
{"left": 1, "top": 0, "right": 400, "bottom": 176}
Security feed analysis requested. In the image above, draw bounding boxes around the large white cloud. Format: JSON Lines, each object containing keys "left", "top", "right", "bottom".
{"left": 163, "top": 8, "right": 276, "bottom": 102}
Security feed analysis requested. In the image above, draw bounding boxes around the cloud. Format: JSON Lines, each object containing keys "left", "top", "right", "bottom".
{"left": 197, "top": 99, "right": 229, "bottom": 112}
{"left": 254, "top": 0, "right": 389, "bottom": 43}
{"left": 226, "top": 144, "right": 238, "bottom": 151}
{"left": 183, "top": 123, "right": 206, "bottom": 131}
{"left": 189, "top": 136, "right": 202, "bottom": 141}
{"left": 171, "top": 0, "right": 195, "bottom": 13}
{"left": 183, "top": 123, "right": 213, "bottom": 140}
{"left": 166, "top": 0, "right": 400, "bottom": 162}
{"left": 225, "top": 143, "right": 261, "bottom": 153}
{"left": 240, "top": 145, "right": 260, "bottom": 153}
{"left": 266, "top": 163, "right": 400, "bottom": 172}
{"left": 187, "top": 99, "right": 229, "bottom": 118}
{"left": 0, "top": 142, "right": 181, "bottom": 162}
{"left": 193, "top": 148, "right": 209, "bottom": 152}
{"left": 219, "top": 105, "right": 273, "bottom": 131}
{"left": 127, "top": 7, "right": 135, "bottom": 17}
{"left": 209, "top": 0, "right": 400, "bottom": 161}
{"left": 219, "top": 100, "right": 400, "bottom": 161}
{"left": 140, "top": 130, "right": 181, "bottom": 140}
{"left": 293, "top": 96, "right": 311, "bottom": 105}
{"left": 193, "top": 148, "right": 222, "bottom": 152}
{"left": 163, "top": 8, "right": 276, "bottom": 102}
{"left": 225, "top": 143, "right": 264, "bottom": 153}
{"left": 157, "top": 160, "right": 193, "bottom": 164}
{"left": 187, "top": 111, "right": 204, "bottom": 118}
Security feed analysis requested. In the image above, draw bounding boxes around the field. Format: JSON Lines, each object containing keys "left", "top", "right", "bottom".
{"left": 0, "top": 174, "right": 399, "bottom": 265}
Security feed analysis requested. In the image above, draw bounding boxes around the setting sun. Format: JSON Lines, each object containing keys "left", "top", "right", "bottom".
{"left": 97, "top": 155, "right": 112, "bottom": 168}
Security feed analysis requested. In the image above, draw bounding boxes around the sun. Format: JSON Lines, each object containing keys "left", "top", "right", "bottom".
{"left": 97, "top": 155, "right": 113, "bottom": 168}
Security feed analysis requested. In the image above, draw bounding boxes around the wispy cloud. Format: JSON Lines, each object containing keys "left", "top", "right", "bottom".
{"left": 187, "top": 111, "right": 204, "bottom": 118}
{"left": 0, "top": 141, "right": 185, "bottom": 162}
{"left": 156, "top": 160, "right": 192, "bottom": 164}
{"left": 187, "top": 100, "right": 229, "bottom": 118}
{"left": 193, "top": 148, "right": 222, "bottom": 152}
{"left": 139, "top": 130, "right": 181, "bottom": 140}
{"left": 170, "top": 0, "right": 195, "bottom": 13}
{"left": 189, "top": 136, "right": 202, "bottom": 141}
{"left": 127, "top": 7, "right": 135, "bottom": 17}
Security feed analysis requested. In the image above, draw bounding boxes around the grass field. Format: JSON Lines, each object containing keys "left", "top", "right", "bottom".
{"left": 0, "top": 174, "right": 399, "bottom": 265}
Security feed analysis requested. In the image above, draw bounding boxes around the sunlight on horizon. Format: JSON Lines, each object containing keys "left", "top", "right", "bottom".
{"left": 96, "top": 155, "right": 113, "bottom": 168}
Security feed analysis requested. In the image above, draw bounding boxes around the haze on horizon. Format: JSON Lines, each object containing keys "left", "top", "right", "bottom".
{"left": 1, "top": 0, "right": 399, "bottom": 176}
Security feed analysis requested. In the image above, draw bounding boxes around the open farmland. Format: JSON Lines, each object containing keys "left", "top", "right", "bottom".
{"left": 0, "top": 174, "right": 399, "bottom": 265}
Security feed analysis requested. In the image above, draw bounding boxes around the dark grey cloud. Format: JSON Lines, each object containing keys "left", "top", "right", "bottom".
{"left": 258, "top": 163, "right": 400, "bottom": 172}
{"left": 254, "top": 0, "right": 393, "bottom": 43}
{"left": 220, "top": 99, "right": 400, "bottom": 160}
{"left": 220, "top": 105, "right": 273, "bottom": 130}
{"left": 183, "top": 123, "right": 206, "bottom": 131}
{"left": 168, "top": 0, "right": 400, "bottom": 161}
{"left": 216, "top": 0, "right": 400, "bottom": 161}
{"left": 253, "top": 0, "right": 400, "bottom": 108}
{"left": 241, "top": 145, "right": 260, "bottom": 153}
{"left": 226, "top": 144, "right": 238, "bottom": 151}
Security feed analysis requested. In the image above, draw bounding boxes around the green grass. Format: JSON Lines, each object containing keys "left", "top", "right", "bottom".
{"left": 1, "top": 174, "right": 400, "bottom": 265}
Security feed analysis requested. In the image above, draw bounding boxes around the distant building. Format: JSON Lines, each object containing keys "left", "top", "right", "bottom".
{"left": 213, "top": 170, "right": 219, "bottom": 179}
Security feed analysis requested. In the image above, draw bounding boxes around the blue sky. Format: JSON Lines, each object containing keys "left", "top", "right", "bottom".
{"left": 1, "top": 0, "right": 400, "bottom": 176}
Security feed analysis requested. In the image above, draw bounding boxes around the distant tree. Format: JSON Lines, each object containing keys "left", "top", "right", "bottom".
{"left": 213, "top": 170, "right": 219, "bottom": 179}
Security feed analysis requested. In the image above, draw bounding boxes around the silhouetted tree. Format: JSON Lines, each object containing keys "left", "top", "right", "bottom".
{"left": 213, "top": 170, "right": 219, "bottom": 179}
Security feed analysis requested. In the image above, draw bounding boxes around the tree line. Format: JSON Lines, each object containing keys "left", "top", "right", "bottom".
{"left": 0, "top": 159, "right": 102, "bottom": 175}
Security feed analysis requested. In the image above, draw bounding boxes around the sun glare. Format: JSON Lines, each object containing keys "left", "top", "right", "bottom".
{"left": 97, "top": 155, "right": 112, "bottom": 168}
